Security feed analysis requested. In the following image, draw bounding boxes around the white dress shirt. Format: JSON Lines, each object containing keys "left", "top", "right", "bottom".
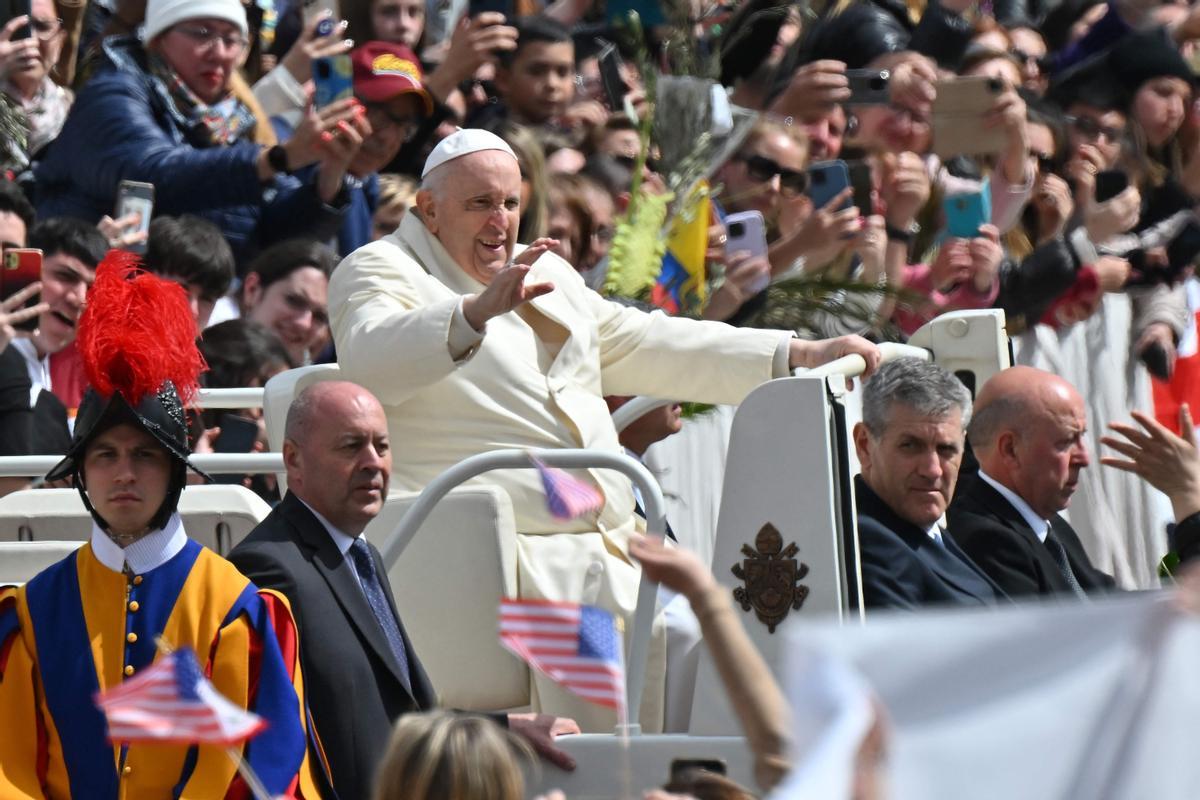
{"left": 90, "top": 512, "right": 189, "bottom": 574}
{"left": 978, "top": 470, "right": 1050, "bottom": 543}
{"left": 297, "top": 498, "right": 369, "bottom": 584}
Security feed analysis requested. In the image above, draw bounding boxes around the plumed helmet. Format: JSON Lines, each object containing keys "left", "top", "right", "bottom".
{"left": 44, "top": 251, "right": 210, "bottom": 532}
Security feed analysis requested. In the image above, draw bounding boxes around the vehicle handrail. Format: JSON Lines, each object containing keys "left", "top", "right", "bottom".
{"left": 197, "top": 387, "right": 265, "bottom": 409}
{"left": 0, "top": 453, "right": 284, "bottom": 477}
{"left": 378, "top": 448, "right": 665, "bottom": 735}
{"left": 798, "top": 341, "right": 931, "bottom": 379}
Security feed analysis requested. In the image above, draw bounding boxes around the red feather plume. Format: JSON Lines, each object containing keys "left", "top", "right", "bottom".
{"left": 76, "top": 249, "right": 206, "bottom": 406}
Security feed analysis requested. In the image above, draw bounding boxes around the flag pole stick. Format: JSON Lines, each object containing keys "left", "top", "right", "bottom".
{"left": 225, "top": 746, "right": 273, "bottom": 800}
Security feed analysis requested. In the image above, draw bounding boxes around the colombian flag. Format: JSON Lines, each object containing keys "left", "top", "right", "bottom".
{"left": 652, "top": 182, "right": 712, "bottom": 314}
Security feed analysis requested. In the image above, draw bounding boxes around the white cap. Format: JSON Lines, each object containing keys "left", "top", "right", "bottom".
{"left": 421, "top": 129, "right": 517, "bottom": 179}
{"left": 144, "top": 0, "right": 249, "bottom": 43}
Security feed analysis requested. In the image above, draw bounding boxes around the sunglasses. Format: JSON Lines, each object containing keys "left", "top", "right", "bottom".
{"left": 737, "top": 154, "right": 809, "bottom": 195}
{"left": 1066, "top": 115, "right": 1123, "bottom": 144}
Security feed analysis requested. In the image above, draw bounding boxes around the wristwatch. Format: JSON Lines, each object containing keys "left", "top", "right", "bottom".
{"left": 267, "top": 145, "right": 293, "bottom": 176}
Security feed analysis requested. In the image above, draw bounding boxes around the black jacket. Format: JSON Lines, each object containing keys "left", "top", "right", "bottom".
{"left": 229, "top": 492, "right": 437, "bottom": 800}
{"left": 948, "top": 475, "right": 1117, "bottom": 599}
{"left": 853, "top": 475, "right": 1005, "bottom": 609}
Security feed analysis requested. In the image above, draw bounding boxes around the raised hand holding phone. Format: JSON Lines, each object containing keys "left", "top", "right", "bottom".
{"left": 0, "top": 280, "right": 45, "bottom": 353}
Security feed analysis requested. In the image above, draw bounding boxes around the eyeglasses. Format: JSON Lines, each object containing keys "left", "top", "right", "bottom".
{"left": 364, "top": 103, "right": 421, "bottom": 142}
{"left": 30, "top": 16, "right": 62, "bottom": 40}
{"left": 172, "top": 24, "right": 249, "bottom": 55}
{"left": 737, "top": 154, "right": 809, "bottom": 195}
{"left": 1066, "top": 115, "right": 1123, "bottom": 145}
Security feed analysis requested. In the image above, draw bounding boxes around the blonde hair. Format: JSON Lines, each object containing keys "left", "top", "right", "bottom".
{"left": 377, "top": 173, "right": 419, "bottom": 217}
{"left": 371, "top": 712, "right": 533, "bottom": 800}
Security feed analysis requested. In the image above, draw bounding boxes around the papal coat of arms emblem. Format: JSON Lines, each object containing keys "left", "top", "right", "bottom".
{"left": 731, "top": 523, "right": 810, "bottom": 633}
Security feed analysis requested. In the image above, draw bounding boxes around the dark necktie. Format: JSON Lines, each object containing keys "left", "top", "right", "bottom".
{"left": 348, "top": 538, "right": 413, "bottom": 692}
{"left": 1044, "top": 528, "right": 1088, "bottom": 600}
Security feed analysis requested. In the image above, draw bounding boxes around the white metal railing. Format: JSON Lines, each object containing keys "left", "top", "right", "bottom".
{"left": 0, "top": 453, "right": 283, "bottom": 477}
{"left": 378, "top": 448, "right": 666, "bottom": 735}
{"left": 197, "top": 387, "right": 265, "bottom": 409}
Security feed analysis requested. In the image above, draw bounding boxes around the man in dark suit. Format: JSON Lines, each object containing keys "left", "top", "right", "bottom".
{"left": 853, "top": 358, "right": 1004, "bottom": 609}
{"left": 952, "top": 367, "right": 1200, "bottom": 599}
{"left": 229, "top": 381, "right": 578, "bottom": 800}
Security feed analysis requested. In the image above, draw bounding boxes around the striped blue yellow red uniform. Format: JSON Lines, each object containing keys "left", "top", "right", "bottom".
{"left": 0, "top": 538, "right": 323, "bottom": 799}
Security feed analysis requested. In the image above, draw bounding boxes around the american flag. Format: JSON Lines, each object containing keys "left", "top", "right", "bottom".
{"left": 531, "top": 457, "right": 605, "bottom": 521}
{"left": 94, "top": 647, "right": 267, "bottom": 745}
{"left": 499, "top": 598, "right": 626, "bottom": 715}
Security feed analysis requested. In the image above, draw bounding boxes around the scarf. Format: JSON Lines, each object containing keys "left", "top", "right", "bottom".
{"left": 147, "top": 52, "right": 258, "bottom": 147}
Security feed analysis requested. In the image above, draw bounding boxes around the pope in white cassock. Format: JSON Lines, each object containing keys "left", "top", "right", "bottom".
{"left": 329, "top": 129, "right": 881, "bottom": 731}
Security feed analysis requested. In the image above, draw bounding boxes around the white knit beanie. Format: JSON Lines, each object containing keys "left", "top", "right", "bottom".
{"left": 143, "top": 0, "right": 249, "bottom": 43}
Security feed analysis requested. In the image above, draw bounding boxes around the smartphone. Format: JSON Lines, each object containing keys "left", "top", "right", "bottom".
{"left": 1141, "top": 341, "right": 1172, "bottom": 381}
{"left": 1094, "top": 170, "right": 1129, "bottom": 204}
{"left": 313, "top": 53, "right": 353, "bottom": 109}
{"left": 931, "top": 76, "right": 1007, "bottom": 157}
{"left": 1, "top": 0, "right": 31, "bottom": 39}
{"left": 115, "top": 180, "right": 154, "bottom": 255}
{"left": 942, "top": 185, "right": 991, "bottom": 238}
{"left": 1, "top": 248, "right": 41, "bottom": 330}
{"left": 212, "top": 414, "right": 260, "bottom": 484}
{"left": 597, "top": 41, "right": 626, "bottom": 112}
{"left": 847, "top": 159, "right": 873, "bottom": 215}
{"left": 845, "top": 69, "right": 890, "bottom": 106}
{"left": 806, "top": 160, "right": 852, "bottom": 212}
{"left": 468, "top": 0, "right": 512, "bottom": 17}
{"left": 300, "top": 0, "right": 339, "bottom": 26}
{"left": 724, "top": 211, "right": 769, "bottom": 294}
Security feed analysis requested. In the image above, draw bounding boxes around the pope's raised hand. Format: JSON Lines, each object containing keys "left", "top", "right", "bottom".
{"left": 462, "top": 262, "right": 555, "bottom": 331}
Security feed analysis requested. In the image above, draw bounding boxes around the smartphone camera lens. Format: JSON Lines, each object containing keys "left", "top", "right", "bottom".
{"left": 987, "top": 78, "right": 1002, "bottom": 93}
{"left": 316, "top": 61, "right": 330, "bottom": 78}
{"left": 316, "top": 17, "right": 335, "bottom": 36}
{"left": 728, "top": 222, "right": 745, "bottom": 238}
{"left": 870, "top": 77, "right": 886, "bottom": 90}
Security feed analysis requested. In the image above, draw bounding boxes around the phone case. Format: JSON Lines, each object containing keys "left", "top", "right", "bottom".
{"left": 806, "top": 160, "right": 851, "bottom": 212}
{"left": 847, "top": 160, "right": 873, "bottom": 214}
{"left": 313, "top": 54, "right": 354, "bottom": 109}
{"left": 845, "top": 69, "right": 890, "bottom": 106}
{"left": 942, "top": 181, "right": 991, "bottom": 238}
{"left": 723, "top": 211, "right": 769, "bottom": 294}
{"left": 931, "top": 77, "right": 1008, "bottom": 157}
{"left": 2, "top": 248, "right": 42, "bottom": 330}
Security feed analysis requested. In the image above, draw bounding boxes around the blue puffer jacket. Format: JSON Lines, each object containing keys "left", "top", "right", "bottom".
{"left": 35, "top": 36, "right": 348, "bottom": 264}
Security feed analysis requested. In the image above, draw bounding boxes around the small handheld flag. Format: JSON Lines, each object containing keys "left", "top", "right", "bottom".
{"left": 500, "top": 598, "right": 627, "bottom": 716}
{"left": 531, "top": 456, "right": 604, "bottom": 521}
{"left": 94, "top": 646, "right": 267, "bottom": 746}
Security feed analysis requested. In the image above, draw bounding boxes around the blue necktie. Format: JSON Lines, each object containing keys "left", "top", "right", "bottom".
{"left": 348, "top": 538, "right": 413, "bottom": 692}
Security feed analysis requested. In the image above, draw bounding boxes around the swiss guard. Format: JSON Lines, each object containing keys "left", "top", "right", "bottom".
{"left": 0, "top": 252, "right": 322, "bottom": 798}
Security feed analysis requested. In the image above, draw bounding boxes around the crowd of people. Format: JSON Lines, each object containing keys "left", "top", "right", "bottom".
{"left": 4, "top": 0, "right": 1200, "bottom": 796}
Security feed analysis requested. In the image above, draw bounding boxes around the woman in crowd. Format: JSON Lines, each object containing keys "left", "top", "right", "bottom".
{"left": 372, "top": 712, "right": 532, "bottom": 800}
{"left": 34, "top": 0, "right": 368, "bottom": 262}
{"left": 0, "top": 0, "right": 72, "bottom": 170}
{"left": 236, "top": 238, "right": 337, "bottom": 365}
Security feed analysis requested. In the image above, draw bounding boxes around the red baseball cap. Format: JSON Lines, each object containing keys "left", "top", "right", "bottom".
{"left": 351, "top": 42, "right": 434, "bottom": 115}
